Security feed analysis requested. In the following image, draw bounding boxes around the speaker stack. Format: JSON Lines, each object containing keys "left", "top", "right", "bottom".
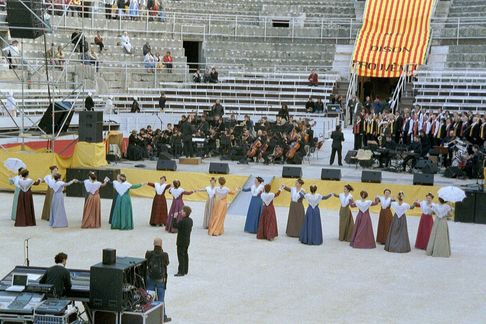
{"left": 282, "top": 166, "right": 302, "bottom": 179}
{"left": 321, "top": 168, "right": 341, "bottom": 181}
{"left": 79, "top": 111, "right": 104, "bottom": 143}
{"left": 38, "top": 102, "right": 74, "bottom": 134}
{"left": 413, "top": 173, "right": 434, "bottom": 186}
{"left": 7, "top": 0, "right": 46, "bottom": 39}
{"left": 361, "top": 170, "right": 382, "bottom": 183}
{"left": 209, "top": 162, "right": 230, "bottom": 174}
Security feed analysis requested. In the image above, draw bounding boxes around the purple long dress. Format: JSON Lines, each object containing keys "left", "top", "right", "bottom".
{"left": 165, "top": 187, "right": 192, "bottom": 233}
{"left": 49, "top": 180, "right": 74, "bottom": 228}
{"left": 349, "top": 200, "right": 377, "bottom": 249}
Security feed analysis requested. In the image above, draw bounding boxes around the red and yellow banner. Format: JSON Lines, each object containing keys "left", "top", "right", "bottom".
{"left": 352, "top": 0, "right": 435, "bottom": 78}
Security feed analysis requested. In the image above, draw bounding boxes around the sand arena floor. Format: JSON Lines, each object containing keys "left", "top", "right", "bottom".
{"left": 0, "top": 192, "right": 485, "bottom": 323}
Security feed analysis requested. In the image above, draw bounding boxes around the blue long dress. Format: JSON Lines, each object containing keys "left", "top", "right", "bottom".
{"left": 111, "top": 181, "right": 142, "bottom": 230}
{"left": 49, "top": 180, "right": 75, "bottom": 228}
{"left": 300, "top": 193, "right": 332, "bottom": 245}
{"left": 9, "top": 176, "right": 20, "bottom": 221}
{"left": 243, "top": 184, "right": 264, "bottom": 233}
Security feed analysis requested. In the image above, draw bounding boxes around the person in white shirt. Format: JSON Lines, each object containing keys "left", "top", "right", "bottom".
{"left": 281, "top": 178, "right": 305, "bottom": 238}
{"left": 299, "top": 185, "right": 332, "bottom": 245}
{"left": 413, "top": 193, "right": 435, "bottom": 250}
{"left": 349, "top": 190, "right": 379, "bottom": 249}
{"left": 196, "top": 177, "right": 216, "bottom": 229}
{"left": 5, "top": 91, "right": 17, "bottom": 117}
{"left": 121, "top": 32, "right": 132, "bottom": 54}
{"left": 385, "top": 191, "right": 413, "bottom": 253}
{"left": 426, "top": 197, "right": 452, "bottom": 257}
{"left": 333, "top": 184, "right": 354, "bottom": 242}
{"left": 242, "top": 176, "right": 265, "bottom": 233}
{"left": 375, "top": 188, "right": 393, "bottom": 244}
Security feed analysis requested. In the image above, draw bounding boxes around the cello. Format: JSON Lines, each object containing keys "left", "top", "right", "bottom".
{"left": 247, "top": 139, "right": 262, "bottom": 158}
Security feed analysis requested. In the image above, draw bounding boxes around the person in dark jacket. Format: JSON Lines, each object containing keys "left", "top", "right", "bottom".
{"left": 131, "top": 96, "right": 140, "bottom": 113}
{"left": 158, "top": 92, "right": 166, "bottom": 111}
{"left": 181, "top": 115, "right": 194, "bottom": 157}
{"left": 40, "top": 252, "right": 71, "bottom": 297}
{"left": 330, "top": 124, "right": 344, "bottom": 166}
{"left": 173, "top": 206, "right": 193, "bottom": 277}
{"left": 85, "top": 92, "right": 94, "bottom": 111}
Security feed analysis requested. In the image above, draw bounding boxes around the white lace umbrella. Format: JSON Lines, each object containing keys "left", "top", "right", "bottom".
{"left": 3, "top": 158, "right": 26, "bottom": 173}
{"left": 437, "top": 186, "right": 466, "bottom": 202}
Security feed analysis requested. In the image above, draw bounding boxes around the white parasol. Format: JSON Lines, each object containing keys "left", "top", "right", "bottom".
{"left": 437, "top": 186, "right": 466, "bottom": 203}
{"left": 3, "top": 158, "right": 26, "bottom": 173}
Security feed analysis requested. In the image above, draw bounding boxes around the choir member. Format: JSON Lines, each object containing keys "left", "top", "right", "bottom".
{"left": 299, "top": 185, "right": 332, "bottom": 245}
{"left": 426, "top": 198, "right": 452, "bottom": 257}
{"left": 282, "top": 179, "right": 305, "bottom": 238}
{"left": 414, "top": 193, "right": 435, "bottom": 250}
{"left": 15, "top": 169, "right": 41, "bottom": 227}
{"left": 375, "top": 189, "right": 393, "bottom": 244}
{"left": 49, "top": 174, "right": 77, "bottom": 228}
{"left": 242, "top": 176, "right": 264, "bottom": 234}
{"left": 9, "top": 167, "right": 24, "bottom": 221}
{"left": 257, "top": 184, "right": 282, "bottom": 241}
{"left": 333, "top": 184, "right": 354, "bottom": 242}
{"left": 208, "top": 177, "right": 237, "bottom": 236}
{"left": 199, "top": 177, "right": 216, "bottom": 229}
{"left": 349, "top": 191, "right": 378, "bottom": 249}
{"left": 148, "top": 176, "right": 171, "bottom": 226}
{"left": 385, "top": 192, "right": 412, "bottom": 253}
{"left": 111, "top": 174, "right": 143, "bottom": 230}
{"left": 41, "top": 165, "right": 58, "bottom": 221}
{"left": 81, "top": 172, "right": 109, "bottom": 228}
{"left": 166, "top": 180, "right": 193, "bottom": 233}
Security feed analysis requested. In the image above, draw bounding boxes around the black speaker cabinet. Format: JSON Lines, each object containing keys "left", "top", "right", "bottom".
{"left": 474, "top": 191, "right": 486, "bottom": 224}
{"left": 158, "top": 151, "right": 173, "bottom": 161}
{"left": 156, "top": 159, "right": 177, "bottom": 171}
{"left": 7, "top": 0, "right": 45, "bottom": 39}
{"left": 66, "top": 168, "right": 120, "bottom": 199}
{"left": 321, "top": 168, "right": 341, "bottom": 181}
{"left": 93, "top": 310, "right": 119, "bottom": 324}
{"left": 38, "top": 102, "right": 74, "bottom": 134}
{"left": 102, "top": 249, "right": 116, "bottom": 265}
{"left": 282, "top": 166, "right": 302, "bottom": 179}
{"left": 361, "top": 170, "right": 381, "bottom": 183}
{"left": 209, "top": 162, "right": 230, "bottom": 174}
{"left": 79, "top": 111, "right": 104, "bottom": 143}
{"left": 413, "top": 173, "right": 434, "bottom": 186}
{"left": 455, "top": 191, "right": 476, "bottom": 223}
{"left": 344, "top": 150, "right": 357, "bottom": 164}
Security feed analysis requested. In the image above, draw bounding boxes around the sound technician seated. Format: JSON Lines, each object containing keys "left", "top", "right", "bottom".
{"left": 379, "top": 135, "right": 396, "bottom": 168}
{"left": 40, "top": 252, "right": 72, "bottom": 298}
{"left": 402, "top": 136, "right": 422, "bottom": 171}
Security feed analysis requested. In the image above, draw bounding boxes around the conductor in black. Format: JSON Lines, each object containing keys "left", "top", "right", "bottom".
{"left": 173, "top": 206, "right": 193, "bottom": 277}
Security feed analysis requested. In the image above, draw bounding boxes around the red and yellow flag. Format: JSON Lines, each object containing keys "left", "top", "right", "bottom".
{"left": 352, "top": 0, "right": 435, "bottom": 78}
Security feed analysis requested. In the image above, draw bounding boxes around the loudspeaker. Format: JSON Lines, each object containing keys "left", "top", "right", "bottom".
{"left": 444, "top": 166, "right": 464, "bottom": 178}
{"left": 79, "top": 111, "right": 103, "bottom": 143}
{"left": 413, "top": 173, "right": 434, "bottom": 186}
{"left": 102, "top": 249, "right": 116, "bottom": 265}
{"left": 66, "top": 168, "right": 120, "bottom": 199}
{"left": 361, "top": 170, "right": 381, "bottom": 183}
{"left": 209, "top": 162, "right": 230, "bottom": 174}
{"left": 38, "top": 102, "right": 74, "bottom": 134}
{"left": 455, "top": 191, "right": 476, "bottom": 223}
{"left": 474, "top": 191, "right": 486, "bottom": 224}
{"left": 282, "top": 166, "right": 302, "bottom": 178}
{"left": 156, "top": 159, "right": 177, "bottom": 171}
{"left": 344, "top": 150, "right": 357, "bottom": 164}
{"left": 93, "top": 310, "right": 118, "bottom": 324}
{"left": 158, "top": 151, "right": 173, "bottom": 161}
{"left": 7, "top": 0, "right": 45, "bottom": 39}
{"left": 321, "top": 168, "right": 341, "bottom": 181}
{"left": 416, "top": 159, "right": 438, "bottom": 174}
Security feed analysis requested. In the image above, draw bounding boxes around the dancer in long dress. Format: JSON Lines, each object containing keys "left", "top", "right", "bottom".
{"left": 242, "top": 176, "right": 264, "bottom": 233}
{"left": 282, "top": 178, "right": 305, "bottom": 237}
{"left": 299, "top": 185, "right": 332, "bottom": 245}
{"left": 41, "top": 165, "right": 58, "bottom": 221}
{"left": 9, "top": 167, "right": 24, "bottom": 221}
{"left": 148, "top": 176, "right": 171, "bottom": 226}
{"left": 375, "top": 188, "right": 393, "bottom": 244}
{"left": 49, "top": 174, "right": 77, "bottom": 228}
{"left": 108, "top": 174, "right": 121, "bottom": 224}
{"left": 166, "top": 180, "right": 193, "bottom": 233}
{"left": 414, "top": 193, "right": 435, "bottom": 250}
{"left": 385, "top": 191, "right": 413, "bottom": 253}
{"left": 111, "top": 174, "right": 143, "bottom": 230}
{"left": 197, "top": 177, "right": 216, "bottom": 229}
{"left": 15, "top": 169, "right": 41, "bottom": 227}
{"left": 426, "top": 198, "right": 452, "bottom": 257}
{"left": 208, "top": 177, "right": 237, "bottom": 236}
{"left": 333, "top": 184, "right": 354, "bottom": 242}
{"left": 257, "top": 184, "right": 282, "bottom": 241}
{"left": 349, "top": 191, "right": 378, "bottom": 249}
{"left": 82, "top": 172, "right": 109, "bottom": 229}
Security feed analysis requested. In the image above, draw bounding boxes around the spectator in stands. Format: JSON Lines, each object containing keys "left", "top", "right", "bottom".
{"left": 193, "top": 69, "right": 202, "bottom": 83}
{"left": 158, "top": 2, "right": 166, "bottom": 22}
{"left": 211, "top": 99, "right": 224, "bottom": 121}
{"left": 305, "top": 97, "right": 314, "bottom": 113}
{"left": 81, "top": 48, "right": 99, "bottom": 72}
{"left": 121, "top": 32, "right": 132, "bottom": 54}
{"left": 159, "top": 92, "right": 166, "bottom": 111}
{"left": 2, "top": 40, "right": 20, "bottom": 69}
{"left": 315, "top": 98, "right": 324, "bottom": 113}
{"left": 94, "top": 31, "right": 105, "bottom": 53}
{"left": 103, "top": 0, "right": 114, "bottom": 19}
{"left": 5, "top": 91, "right": 17, "bottom": 117}
{"left": 163, "top": 51, "right": 173, "bottom": 73}
{"left": 203, "top": 67, "right": 211, "bottom": 83}
{"left": 131, "top": 96, "right": 140, "bottom": 113}
{"left": 209, "top": 67, "right": 219, "bottom": 83}
{"left": 308, "top": 69, "right": 318, "bottom": 86}
{"left": 104, "top": 96, "right": 114, "bottom": 115}
{"left": 46, "top": 43, "right": 56, "bottom": 66}
{"left": 71, "top": 31, "right": 88, "bottom": 53}
{"left": 373, "top": 96, "right": 383, "bottom": 114}
{"left": 143, "top": 42, "right": 151, "bottom": 56}
{"left": 85, "top": 92, "right": 95, "bottom": 111}
{"left": 144, "top": 50, "right": 156, "bottom": 73}
{"left": 129, "top": 0, "right": 139, "bottom": 19}
{"left": 277, "top": 104, "right": 290, "bottom": 121}
{"left": 71, "top": 0, "right": 81, "bottom": 17}
{"left": 364, "top": 95, "right": 372, "bottom": 114}
{"left": 56, "top": 46, "right": 65, "bottom": 68}
{"left": 116, "top": 0, "right": 126, "bottom": 19}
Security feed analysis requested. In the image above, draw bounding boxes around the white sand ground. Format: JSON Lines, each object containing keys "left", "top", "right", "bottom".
{"left": 1, "top": 192, "right": 485, "bottom": 324}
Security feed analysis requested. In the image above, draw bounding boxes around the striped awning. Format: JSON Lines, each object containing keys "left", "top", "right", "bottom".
{"left": 352, "top": 0, "right": 435, "bottom": 78}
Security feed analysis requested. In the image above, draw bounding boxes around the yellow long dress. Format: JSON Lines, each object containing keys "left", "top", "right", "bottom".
{"left": 208, "top": 186, "right": 234, "bottom": 236}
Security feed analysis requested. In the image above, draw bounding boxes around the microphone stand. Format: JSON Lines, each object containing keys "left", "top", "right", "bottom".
{"left": 24, "top": 238, "right": 30, "bottom": 267}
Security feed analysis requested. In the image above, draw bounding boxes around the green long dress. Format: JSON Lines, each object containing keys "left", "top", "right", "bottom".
{"left": 111, "top": 184, "right": 142, "bottom": 230}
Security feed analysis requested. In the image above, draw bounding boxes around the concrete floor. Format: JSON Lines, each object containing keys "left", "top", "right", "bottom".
{"left": 0, "top": 192, "right": 485, "bottom": 323}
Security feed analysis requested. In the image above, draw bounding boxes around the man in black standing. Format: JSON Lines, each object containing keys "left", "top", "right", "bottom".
{"left": 330, "top": 124, "right": 344, "bottom": 166}
{"left": 40, "top": 252, "right": 72, "bottom": 298}
{"left": 211, "top": 99, "right": 224, "bottom": 122}
{"left": 181, "top": 115, "right": 194, "bottom": 157}
{"left": 85, "top": 92, "right": 94, "bottom": 111}
{"left": 158, "top": 92, "right": 166, "bottom": 111}
{"left": 173, "top": 206, "right": 193, "bottom": 277}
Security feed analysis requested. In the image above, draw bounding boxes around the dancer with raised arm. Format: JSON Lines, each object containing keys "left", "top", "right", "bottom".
{"left": 41, "top": 165, "right": 58, "bottom": 221}
{"left": 385, "top": 192, "right": 413, "bottom": 253}
{"left": 299, "top": 185, "right": 332, "bottom": 245}
{"left": 49, "top": 174, "right": 77, "bottom": 228}
{"left": 257, "top": 184, "right": 282, "bottom": 241}
{"left": 166, "top": 180, "right": 193, "bottom": 233}
{"left": 198, "top": 177, "right": 216, "bottom": 229}
{"left": 282, "top": 179, "right": 305, "bottom": 238}
{"left": 208, "top": 177, "right": 237, "bottom": 236}
{"left": 148, "top": 176, "right": 171, "bottom": 226}
{"left": 414, "top": 193, "right": 435, "bottom": 250}
{"left": 349, "top": 191, "right": 378, "bottom": 249}
{"left": 15, "top": 169, "right": 41, "bottom": 227}
{"left": 108, "top": 174, "right": 121, "bottom": 224}
{"left": 111, "top": 174, "right": 143, "bottom": 230}
{"left": 333, "top": 184, "right": 354, "bottom": 242}
{"left": 426, "top": 198, "right": 452, "bottom": 257}
{"left": 242, "top": 176, "right": 264, "bottom": 233}
{"left": 82, "top": 172, "right": 109, "bottom": 229}
{"left": 375, "top": 189, "right": 393, "bottom": 244}
{"left": 9, "top": 167, "right": 24, "bottom": 221}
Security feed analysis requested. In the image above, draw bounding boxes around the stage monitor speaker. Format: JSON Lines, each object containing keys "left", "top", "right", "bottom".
{"left": 361, "top": 170, "right": 381, "bottom": 183}
{"left": 444, "top": 166, "right": 464, "bottom": 178}
{"left": 156, "top": 159, "right": 177, "bottom": 171}
{"left": 158, "top": 152, "right": 173, "bottom": 161}
{"left": 455, "top": 191, "right": 476, "bottom": 223}
{"left": 38, "top": 102, "right": 74, "bottom": 134}
{"left": 102, "top": 249, "right": 116, "bottom": 265}
{"left": 321, "top": 168, "right": 341, "bottom": 181}
{"left": 6, "top": 0, "right": 45, "bottom": 39}
{"left": 344, "top": 150, "right": 357, "bottom": 164}
{"left": 79, "top": 111, "right": 104, "bottom": 143}
{"left": 413, "top": 173, "right": 434, "bottom": 186}
{"left": 282, "top": 166, "right": 302, "bottom": 179}
{"left": 66, "top": 168, "right": 120, "bottom": 199}
{"left": 474, "top": 191, "right": 486, "bottom": 224}
{"left": 209, "top": 162, "right": 230, "bottom": 174}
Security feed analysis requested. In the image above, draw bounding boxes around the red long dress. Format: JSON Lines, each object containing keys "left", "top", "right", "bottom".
{"left": 257, "top": 191, "right": 280, "bottom": 241}
{"left": 15, "top": 178, "right": 41, "bottom": 227}
{"left": 414, "top": 201, "right": 434, "bottom": 250}
{"left": 148, "top": 183, "right": 170, "bottom": 226}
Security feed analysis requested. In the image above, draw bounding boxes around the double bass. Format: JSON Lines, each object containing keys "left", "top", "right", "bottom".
{"left": 286, "top": 140, "right": 301, "bottom": 160}
{"left": 247, "top": 139, "right": 262, "bottom": 158}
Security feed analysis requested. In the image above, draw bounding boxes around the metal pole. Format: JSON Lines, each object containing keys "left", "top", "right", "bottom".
{"left": 20, "top": 41, "right": 25, "bottom": 149}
